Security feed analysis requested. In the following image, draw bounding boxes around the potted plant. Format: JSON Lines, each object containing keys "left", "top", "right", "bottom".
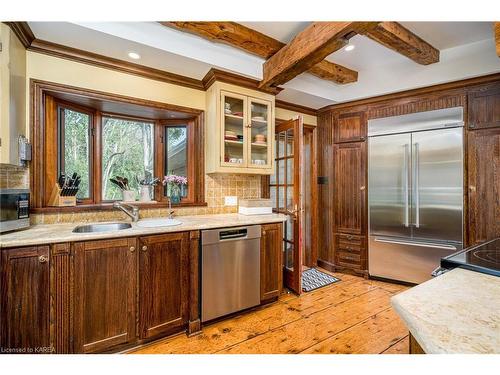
{"left": 162, "top": 175, "right": 187, "bottom": 204}
{"left": 136, "top": 174, "right": 160, "bottom": 202}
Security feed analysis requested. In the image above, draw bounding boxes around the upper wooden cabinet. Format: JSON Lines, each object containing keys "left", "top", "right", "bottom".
{"left": 468, "top": 84, "right": 500, "bottom": 130}
{"left": 206, "top": 81, "right": 275, "bottom": 174}
{"left": 333, "top": 141, "right": 367, "bottom": 235}
{"left": 73, "top": 238, "right": 137, "bottom": 353}
{"left": 467, "top": 128, "right": 500, "bottom": 245}
{"left": 0, "top": 23, "right": 27, "bottom": 165}
{"left": 334, "top": 111, "right": 367, "bottom": 143}
{"left": 138, "top": 232, "right": 189, "bottom": 340}
{"left": 0, "top": 246, "right": 50, "bottom": 352}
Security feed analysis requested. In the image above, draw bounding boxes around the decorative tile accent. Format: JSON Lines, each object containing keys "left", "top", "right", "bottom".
{"left": 0, "top": 165, "right": 30, "bottom": 189}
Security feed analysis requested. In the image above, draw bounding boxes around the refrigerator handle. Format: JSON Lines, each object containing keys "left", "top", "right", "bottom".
{"left": 374, "top": 237, "right": 458, "bottom": 251}
{"left": 403, "top": 144, "right": 409, "bottom": 227}
{"left": 414, "top": 142, "right": 420, "bottom": 228}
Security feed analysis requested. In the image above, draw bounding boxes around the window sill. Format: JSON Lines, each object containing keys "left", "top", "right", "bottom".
{"left": 30, "top": 201, "right": 208, "bottom": 214}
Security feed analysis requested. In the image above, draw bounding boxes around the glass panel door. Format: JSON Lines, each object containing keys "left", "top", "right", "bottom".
{"left": 221, "top": 91, "right": 247, "bottom": 167}
{"left": 248, "top": 98, "right": 272, "bottom": 168}
{"left": 269, "top": 117, "right": 304, "bottom": 294}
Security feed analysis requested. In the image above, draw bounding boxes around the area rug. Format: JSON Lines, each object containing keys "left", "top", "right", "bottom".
{"left": 302, "top": 268, "right": 340, "bottom": 292}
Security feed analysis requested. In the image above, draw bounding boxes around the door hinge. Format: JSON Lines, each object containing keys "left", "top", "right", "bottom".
{"left": 160, "top": 135, "right": 164, "bottom": 144}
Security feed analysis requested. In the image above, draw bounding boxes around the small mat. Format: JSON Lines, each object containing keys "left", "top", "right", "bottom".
{"left": 302, "top": 268, "right": 340, "bottom": 292}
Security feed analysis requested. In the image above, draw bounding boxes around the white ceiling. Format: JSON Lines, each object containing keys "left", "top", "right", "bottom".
{"left": 28, "top": 21, "right": 500, "bottom": 109}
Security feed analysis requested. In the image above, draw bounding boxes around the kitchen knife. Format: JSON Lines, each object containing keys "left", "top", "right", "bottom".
{"left": 58, "top": 174, "right": 65, "bottom": 189}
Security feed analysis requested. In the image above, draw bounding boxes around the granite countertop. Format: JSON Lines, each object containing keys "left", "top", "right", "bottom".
{"left": 0, "top": 213, "right": 287, "bottom": 248}
{"left": 391, "top": 268, "right": 500, "bottom": 354}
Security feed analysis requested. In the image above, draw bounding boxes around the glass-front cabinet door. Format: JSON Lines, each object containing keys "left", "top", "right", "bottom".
{"left": 221, "top": 91, "right": 247, "bottom": 167}
{"left": 247, "top": 98, "right": 272, "bottom": 169}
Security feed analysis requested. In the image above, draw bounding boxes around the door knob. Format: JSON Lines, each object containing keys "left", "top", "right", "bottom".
{"left": 38, "top": 255, "right": 48, "bottom": 263}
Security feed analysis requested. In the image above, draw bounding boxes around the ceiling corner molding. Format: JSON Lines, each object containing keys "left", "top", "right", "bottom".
{"left": 275, "top": 100, "right": 318, "bottom": 116}
{"left": 27, "top": 39, "right": 205, "bottom": 91}
{"left": 4, "top": 21, "right": 35, "bottom": 49}
{"left": 202, "top": 68, "right": 282, "bottom": 95}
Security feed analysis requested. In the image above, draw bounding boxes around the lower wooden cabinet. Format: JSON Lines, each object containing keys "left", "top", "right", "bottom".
{"left": 138, "top": 232, "right": 189, "bottom": 340}
{"left": 73, "top": 238, "right": 137, "bottom": 353}
{"left": 0, "top": 246, "right": 50, "bottom": 353}
{"left": 260, "top": 223, "right": 283, "bottom": 302}
{"left": 334, "top": 233, "right": 367, "bottom": 273}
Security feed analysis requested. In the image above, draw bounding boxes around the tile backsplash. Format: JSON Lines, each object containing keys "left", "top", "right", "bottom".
{"left": 0, "top": 165, "right": 261, "bottom": 224}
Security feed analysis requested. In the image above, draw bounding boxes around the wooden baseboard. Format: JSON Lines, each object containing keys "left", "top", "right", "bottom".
{"left": 187, "top": 319, "right": 202, "bottom": 337}
{"left": 317, "top": 259, "right": 368, "bottom": 278}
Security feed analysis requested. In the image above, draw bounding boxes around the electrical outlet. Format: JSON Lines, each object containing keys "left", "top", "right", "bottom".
{"left": 224, "top": 196, "right": 238, "bottom": 206}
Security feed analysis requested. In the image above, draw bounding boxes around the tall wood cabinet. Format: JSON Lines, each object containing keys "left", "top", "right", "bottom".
{"left": 0, "top": 246, "right": 50, "bottom": 352}
{"left": 73, "top": 238, "right": 137, "bottom": 353}
{"left": 260, "top": 223, "right": 283, "bottom": 302}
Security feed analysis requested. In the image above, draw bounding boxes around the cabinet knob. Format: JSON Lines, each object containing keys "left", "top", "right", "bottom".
{"left": 38, "top": 255, "right": 48, "bottom": 263}
{"left": 347, "top": 235, "right": 353, "bottom": 240}
{"left": 130, "top": 246, "right": 136, "bottom": 253}
{"left": 360, "top": 186, "right": 366, "bottom": 191}
{"left": 263, "top": 230, "right": 267, "bottom": 235}
{"left": 141, "top": 245, "right": 148, "bottom": 252}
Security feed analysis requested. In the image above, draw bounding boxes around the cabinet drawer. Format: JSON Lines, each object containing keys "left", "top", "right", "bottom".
{"left": 336, "top": 234, "right": 365, "bottom": 254}
{"left": 337, "top": 251, "right": 361, "bottom": 264}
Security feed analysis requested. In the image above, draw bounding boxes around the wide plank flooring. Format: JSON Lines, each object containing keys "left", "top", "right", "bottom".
{"left": 131, "top": 271, "right": 410, "bottom": 354}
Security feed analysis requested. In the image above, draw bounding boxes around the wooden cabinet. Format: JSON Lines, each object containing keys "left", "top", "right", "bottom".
{"left": 138, "top": 232, "right": 189, "bottom": 340}
{"left": 334, "top": 234, "right": 367, "bottom": 271}
{"left": 73, "top": 238, "right": 137, "bottom": 353}
{"left": 334, "top": 111, "right": 366, "bottom": 143}
{"left": 333, "top": 142, "right": 367, "bottom": 235}
{"left": 206, "top": 81, "right": 275, "bottom": 174}
{"left": 468, "top": 84, "right": 500, "bottom": 130}
{"left": 260, "top": 223, "right": 283, "bottom": 302}
{"left": 467, "top": 128, "right": 500, "bottom": 245}
{"left": 0, "top": 246, "right": 50, "bottom": 352}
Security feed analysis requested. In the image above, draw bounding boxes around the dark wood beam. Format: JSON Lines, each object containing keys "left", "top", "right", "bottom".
{"left": 495, "top": 22, "right": 500, "bottom": 58}
{"left": 162, "top": 21, "right": 358, "bottom": 84}
{"left": 360, "top": 22, "right": 439, "bottom": 65}
{"left": 260, "top": 22, "right": 377, "bottom": 88}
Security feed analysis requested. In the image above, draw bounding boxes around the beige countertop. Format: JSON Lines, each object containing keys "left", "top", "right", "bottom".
{"left": 0, "top": 213, "right": 287, "bottom": 248}
{"left": 391, "top": 268, "right": 500, "bottom": 354}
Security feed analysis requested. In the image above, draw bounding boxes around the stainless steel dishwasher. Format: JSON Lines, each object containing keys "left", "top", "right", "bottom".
{"left": 201, "top": 225, "right": 261, "bottom": 322}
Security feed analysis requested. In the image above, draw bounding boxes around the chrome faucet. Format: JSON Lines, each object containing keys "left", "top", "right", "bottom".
{"left": 113, "top": 201, "right": 140, "bottom": 222}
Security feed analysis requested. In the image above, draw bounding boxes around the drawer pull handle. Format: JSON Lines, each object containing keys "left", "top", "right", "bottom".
{"left": 38, "top": 255, "right": 48, "bottom": 263}
{"left": 347, "top": 235, "right": 353, "bottom": 240}
{"left": 141, "top": 245, "right": 148, "bottom": 252}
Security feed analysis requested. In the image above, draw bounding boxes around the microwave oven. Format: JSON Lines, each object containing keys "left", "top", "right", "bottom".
{"left": 0, "top": 189, "right": 30, "bottom": 233}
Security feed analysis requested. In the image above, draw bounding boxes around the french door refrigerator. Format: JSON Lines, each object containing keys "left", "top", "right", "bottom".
{"left": 368, "top": 107, "right": 464, "bottom": 284}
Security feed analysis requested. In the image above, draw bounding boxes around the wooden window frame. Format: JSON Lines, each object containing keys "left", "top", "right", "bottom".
{"left": 31, "top": 79, "right": 206, "bottom": 213}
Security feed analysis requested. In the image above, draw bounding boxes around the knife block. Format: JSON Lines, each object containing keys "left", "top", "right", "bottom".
{"left": 48, "top": 184, "right": 77, "bottom": 207}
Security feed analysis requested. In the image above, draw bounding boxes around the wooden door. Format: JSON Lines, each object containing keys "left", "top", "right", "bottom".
{"left": 467, "top": 128, "right": 500, "bottom": 245}
{"left": 138, "top": 232, "right": 189, "bottom": 339}
{"left": 334, "top": 142, "right": 367, "bottom": 235}
{"left": 468, "top": 84, "right": 500, "bottom": 130}
{"left": 269, "top": 117, "right": 304, "bottom": 294}
{"left": 334, "top": 111, "right": 367, "bottom": 143}
{"left": 73, "top": 238, "right": 137, "bottom": 353}
{"left": 260, "top": 222, "right": 283, "bottom": 302}
{"left": 0, "top": 246, "right": 50, "bottom": 352}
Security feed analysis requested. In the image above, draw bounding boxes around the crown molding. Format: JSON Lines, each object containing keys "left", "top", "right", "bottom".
{"left": 4, "top": 21, "right": 35, "bottom": 48}
{"left": 275, "top": 99, "right": 317, "bottom": 116}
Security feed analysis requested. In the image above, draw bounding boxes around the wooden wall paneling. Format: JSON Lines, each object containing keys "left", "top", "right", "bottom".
{"left": 1, "top": 246, "right": 51, "bottom": 352}
{"left": 467, "top": 128, "right": 500, "bottom": 245}
{"left": 188, "top": 230, "right": 201, "bottom": 336}
{"left": 73, "top": 238, "right": 137, "bottom": 353}
{"left": 50, "top": 243, "right": 71, "bottom": 353}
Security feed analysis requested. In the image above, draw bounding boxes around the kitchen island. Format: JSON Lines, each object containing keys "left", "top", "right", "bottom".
{"left": 391, "top": 268, "right": 500, "bottom": 354}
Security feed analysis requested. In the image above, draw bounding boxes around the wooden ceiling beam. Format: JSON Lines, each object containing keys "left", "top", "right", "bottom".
{"left": 162, "top": 21, "right": 358, "bottom": 84}
{"left": 360, "top": 22, "right": 439, "bottom": 65}
{"left": 495, "top": 22, "right": 500, "bottom": 57}
{"left": 260, "top": 22, "right": 378, "bottom": 88}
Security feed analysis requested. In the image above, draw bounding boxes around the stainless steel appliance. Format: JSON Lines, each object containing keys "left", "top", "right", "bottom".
{"left": 368, "top": 107, "right": 464, "bottom": 284}
{"left": 0, "top": 188, "right": 30, "bottom": 233}
{"left": 201, "top": 225, "right": 261, "bottom": 322}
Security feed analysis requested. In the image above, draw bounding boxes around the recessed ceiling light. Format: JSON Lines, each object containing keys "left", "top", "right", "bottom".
{"left": 344, "top": 45, "right": 355, "bottom": 52}
{"left": 128, "top": 52, "right": 141, "bottom": 60}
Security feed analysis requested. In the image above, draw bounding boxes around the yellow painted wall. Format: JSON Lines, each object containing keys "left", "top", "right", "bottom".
{"left": 275, "top": 107, "right": 317, "bottom": 126}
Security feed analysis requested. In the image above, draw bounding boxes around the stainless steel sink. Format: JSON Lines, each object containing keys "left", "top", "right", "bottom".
{"left": 72, "top": 222, "right": 132, "bottom": 233}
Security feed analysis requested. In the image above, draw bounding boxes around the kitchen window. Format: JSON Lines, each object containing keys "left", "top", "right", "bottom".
{"left": 33, "top": 87, "right": 205, "bottom": 211}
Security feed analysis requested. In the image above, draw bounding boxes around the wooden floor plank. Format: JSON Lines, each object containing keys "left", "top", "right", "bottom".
{"left": 301, "top": 308, "right": 408, "bottom": 354}
{"left": 131, "top": 272, "right": 409, "bottom": 355}
{"left": 382, "top": 336, "right": 409, "bottom": 354}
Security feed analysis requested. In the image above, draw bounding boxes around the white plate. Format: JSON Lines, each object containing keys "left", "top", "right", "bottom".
{"left": 136, "top": 218, "right": 183, "bottom": 228}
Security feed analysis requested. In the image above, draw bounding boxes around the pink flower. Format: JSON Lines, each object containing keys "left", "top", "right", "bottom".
{"left": 162, "top": 175, "right": 188, "bottom": 186}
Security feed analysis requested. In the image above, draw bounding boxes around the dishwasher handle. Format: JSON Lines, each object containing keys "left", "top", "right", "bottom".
{"left": 220, "top": 228, "right": 247, "bottom": 240}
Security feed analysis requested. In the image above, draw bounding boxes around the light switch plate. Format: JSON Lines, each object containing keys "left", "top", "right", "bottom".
{"left": 224, "top": 196, "right": 238, "bottom": 206}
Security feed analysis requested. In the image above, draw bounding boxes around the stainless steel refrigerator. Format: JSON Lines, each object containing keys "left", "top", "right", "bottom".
{"left": 368, "top": 107, "right": 464, "bottom": 284}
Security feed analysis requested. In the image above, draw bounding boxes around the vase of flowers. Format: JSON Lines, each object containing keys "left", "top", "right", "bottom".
{"left": 162, "top": 175, "right": 187, "bottom": 204}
